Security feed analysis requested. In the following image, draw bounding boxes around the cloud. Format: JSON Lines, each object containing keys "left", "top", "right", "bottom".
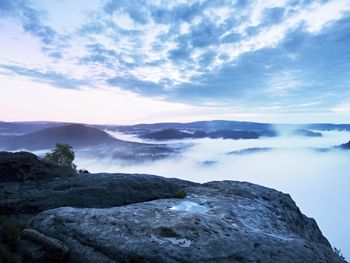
{"left": 0, "top": 64, "right": 89, "bottom": 89}
{"left": 103, "top": 0, "right": 149, "bottom": 24}
{"left": 0, "top": 0, "right": 68, "bottom": 57}
{"left": 166, "top": 12, "right": 350, "bottom": 110}
{"left": 1, "top": 0, "right": 350, "bottom": 115}
{"left": 107, "top": 75, "right": 169, "bottom": 96}
{"left": 80, "top": 43, "right": 118, "bottom": 67}
{"left": 151, "top": 2, "right": 206, "bottom": 24}
{"left": 331, "top": 102, "right": 350, "bottom": 113}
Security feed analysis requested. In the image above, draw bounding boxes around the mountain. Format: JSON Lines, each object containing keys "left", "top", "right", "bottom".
{"left": 205, "top": 129, "right": 261, "bottom": 139}
{"left": 2, "top": 121, "right": 349, "bottom": 146}
{"left": 0, "top": 124, "right": 120, "bottom": 150}
{"left": 108, "top": 120, "right": 350, "bottom": 133}
{"left": 0, "top": 124, "right": 184, "bottom": 162}
{"left": 0, "top": 121, "right": 67, "bottom": 135}
{"left": 227, "top": 147, "right": 273, "bottom": 155}
{"left": 111, "top": 120, "right": 332, "bottom": 140}
{"left": 290, "top": 129, "right": 322, "bottom": 137}
{"left": 339, "top": 140, "right": 350, "bottom": 150}
{"left": 141, "top": 128, "right": 265, "bottom": 140}
{"left": 3, "top": 120, "right": 350, "bottom": 138}
{"left": 115, "top": 120, "right": 274, "bottom": 133}
{"left": 141, "top": 129, "right": 194, "bottom": 140}
{"left": 305, "top": 123, "right": 350, "bottom": 131}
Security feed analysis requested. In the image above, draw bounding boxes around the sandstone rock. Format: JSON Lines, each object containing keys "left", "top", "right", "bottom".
{"left": 21, "top": 229, "right": 70, "bottom": 262}
{"left": 30, "top": 181, "right": 345, "bottom": 263}
{"left": 0, "top": 151, "right": 76, "bottom": 182}
{"left": 0, "top": 172, "right": 196, "bottom": 225}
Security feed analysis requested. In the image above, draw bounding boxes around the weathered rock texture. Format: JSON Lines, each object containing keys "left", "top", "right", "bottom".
{"left": 20, "top": 228, "right": 70, "bottom": 262}
{"left": 1, "top": 172, "right": 196, "bottom": 225}
{"left": 0, "top": 151, "right": 76, "bottom": 182}
{"left": 30, "top": 181, "right": 345, "bottom": 263}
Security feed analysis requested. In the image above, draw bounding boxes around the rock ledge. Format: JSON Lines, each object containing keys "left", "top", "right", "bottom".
{"left": 30, "top": 181, "right": 345, "bottom": 263}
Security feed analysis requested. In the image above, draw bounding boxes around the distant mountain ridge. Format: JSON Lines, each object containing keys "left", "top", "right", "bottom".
{"left": 305, "top": 123, "right": 350, "bottom": 131}
{"left": 0, "top": 121, "right": 69, "bottom": 135}
{"left": 102, "top": 120, "right": 350, "bottom": 140}
{"left": 339, "top": 140, "right": 350, "bottom": 150}
{"left": 0, "top": 120, "right": 349, "bottom": 144}
{"left": 140, "top": 128, "right": 264, "bottom": 140}
{"left": 0, "top": 124, "right": 183, "bottom": 162}
{"left": 115, "top": 120, "right": 273, "bottom": 132}
{"left": 0, "top": 124, "right": 118, "bottom": 150}
{"left": 2, "top": 120, "right": 350, "bottom": 136}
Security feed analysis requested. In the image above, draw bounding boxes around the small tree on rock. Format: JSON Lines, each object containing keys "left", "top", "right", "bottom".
{"left": 45, "top": 143, "right": 77, "bottom": 170}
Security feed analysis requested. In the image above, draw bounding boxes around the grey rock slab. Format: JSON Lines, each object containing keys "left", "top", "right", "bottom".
{"left": 30, "top": 181, "right": 344, "bottom": 263}
{"left": 1, "top": 173, "right": 196, "bottom": 225}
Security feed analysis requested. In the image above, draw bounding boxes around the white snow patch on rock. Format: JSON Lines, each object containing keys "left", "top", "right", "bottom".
{"left": 170, "top": 201, "right": 206, "bottom": 212}
{"left": 167, "top": 238, "right": 192, "bottom": 247}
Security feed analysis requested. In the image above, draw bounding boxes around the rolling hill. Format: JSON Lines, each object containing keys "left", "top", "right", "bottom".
{"left": 0, "top": 124, "right": 120, "bottom": 150}
{"left": 339, "top": 140, "right": 350, "bottom": 150}
{"left": 0, "top": 121, "right": 67, "bottom": 135}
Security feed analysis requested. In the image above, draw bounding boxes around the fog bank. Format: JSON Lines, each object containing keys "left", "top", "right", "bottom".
{"left": 76, "top": 130, "right": 350, "bottom": 259}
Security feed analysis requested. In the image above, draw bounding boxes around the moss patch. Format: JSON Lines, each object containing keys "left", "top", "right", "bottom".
{"left": 173, "top": 190, "right": 187, "bottom": 199}
{"left": 157, "top": 227, "right": 178, "bottom": 238}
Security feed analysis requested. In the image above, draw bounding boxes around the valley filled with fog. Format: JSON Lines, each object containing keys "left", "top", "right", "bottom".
{"left": 76, "top": 130, "right": 350, "bottom": 258}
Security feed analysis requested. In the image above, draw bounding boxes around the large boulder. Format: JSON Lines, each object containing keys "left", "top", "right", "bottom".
{"left": 0, "top": 171, "right": 196, "bottom": 224}
{"left": 0, "top": 151, "right": 76, "bottom": 182}
{"left": 20, "top": 229, "right": 70, "bottom": 263}
{"left": 29, "top": 181, "right": 345, "bottom": 263}
{"left": 0, "top": 152, "right": 195, "bottom": 222}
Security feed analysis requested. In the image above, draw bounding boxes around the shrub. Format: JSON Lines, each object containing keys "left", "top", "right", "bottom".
{"left": 157, "top": 227, "right": 178, "bottom": 237}
{"left": 334, "top": 247, "right": 346, "bottom": 261}
{"left": 45, "top": 143, "right": 77, "bottom": 170}
{"left": 0, "top": 216, "right": 21, "bottom": 263}
{"left": 173, "top": 190, "right": 187, "bottom": 199}
{"left": 127, "top": 254, "right": 147, "bottom": 263}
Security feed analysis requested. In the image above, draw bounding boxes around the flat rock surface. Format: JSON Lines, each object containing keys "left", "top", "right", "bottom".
{"left": 30, "top": 181, "right": 344, "bottom": 263}
{"left": 0, "top": 152, "right": 196, "bottom": 225}
{"left": 1, "top": 173, "right": 196, "bottom": 224}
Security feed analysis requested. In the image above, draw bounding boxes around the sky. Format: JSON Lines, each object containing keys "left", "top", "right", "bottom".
{"left": 0, "top": 0, "right": 350, "bottom": 124}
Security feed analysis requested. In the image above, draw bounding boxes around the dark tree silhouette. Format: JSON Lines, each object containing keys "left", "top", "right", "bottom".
{"left": 45, "top": 143, "right": 76, "bottom": 170}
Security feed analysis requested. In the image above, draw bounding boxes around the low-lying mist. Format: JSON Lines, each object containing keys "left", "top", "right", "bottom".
{"left": 76, "top": 130, "right": 350, "bottom": 259}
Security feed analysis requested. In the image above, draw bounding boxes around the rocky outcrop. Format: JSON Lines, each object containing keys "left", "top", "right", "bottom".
{"left": 29, "top": 181, "right": 345, "bottom": 263}
{"left": 0, "top": 151, "right": 76, "bottom": 182}
{"left": 0, "top": 152, "right": 198, "bottom": 262}
{"left": 1, "top": 172, "right": 196, "bottom": 226}
{"left": 0, "top": 151, "right": 196, "bottom": 223}
{"left": 0, "top": 151, "right": 345, "bottom": 262}
{"left": 21, "top": 229, "right": 70, "bottom": 262}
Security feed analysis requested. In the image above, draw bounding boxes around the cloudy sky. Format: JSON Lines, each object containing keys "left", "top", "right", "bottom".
{"left": 1, "top": 0, "right": 350, "bottom": 124}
